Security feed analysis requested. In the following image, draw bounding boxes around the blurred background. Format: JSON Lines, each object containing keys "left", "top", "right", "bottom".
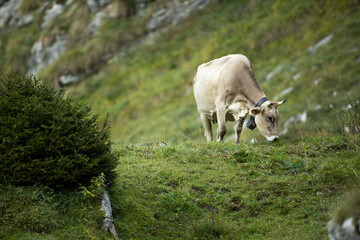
{"left": 1, "top": 0, "right": 359, "bottom": 144}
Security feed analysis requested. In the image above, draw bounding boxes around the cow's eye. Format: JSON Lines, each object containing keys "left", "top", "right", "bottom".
{"left": 267, "top": 116, "right": 274, "bottom": 122}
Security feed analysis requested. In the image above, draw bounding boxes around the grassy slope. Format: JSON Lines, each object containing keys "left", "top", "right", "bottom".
{"left": 1, "top": 0, "right": 360, "bottom": 239}
{"left": 112, "top": 134, "right": 359, "bottom": 239}
{"left": 67, "top": 0, "right": 360, "bottom": 144}
{"left": 1, "top": 133, "right": 359, "bottom": 239}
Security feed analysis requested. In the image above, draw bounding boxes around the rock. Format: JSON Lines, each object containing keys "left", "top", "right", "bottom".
{"left": 87, "top": 0, "right": 110, "bottom": 13}
{"left": 0, "top": 0, "right": 24, "bottom": 28}
{"left": 102, "top": 1, "right": 129, "bottom": 18}
{"left": 313, "top": 105, "right": 321, "bottom": 110}
{"left": 308, "top": 34, "right": 333, "bottom": 53}
{"left": 66, "top": 0, "right": 73, "bottom": 6}
{"left": 88, "top": 1, "right": 130, "bottom": 34}
{"left": 41, "top": 3, "right": 64, "bottom": 28}
{"left": 59, "top": 74, "right": 81, "bottom": 86}
{"left": 88, "top": 12, "right": 103, "bottom": 34}
{"left": 292, "top": 73, "right": 301, "bottom": 80}
{"left": 279, "top": 112, "right": 307, "bottom": 135}
{"left": 274, "top": 87, "right": 293, "bottom": 100}
{"left": 16, "top": 14, "right": 34, "bottom": 27}
{"left": 27, "top": 35, "right": 67, "bottom": 75}
{"left": 101, "top": 192, "right": 119, "bottom": 240}
{"left": 135, "top": 0, "right": 147, "bottom": 16}
{"left": 0, "top": 0, "right": 8, "bottom": 8}
{"left": 328, "top": 218, "right": 360, "bottom": 240}
{"left": 146, "top": 0, "right": 212, "bottom": 31}
{"left": 265, "top": 64, "right": 283, "bottom": 82}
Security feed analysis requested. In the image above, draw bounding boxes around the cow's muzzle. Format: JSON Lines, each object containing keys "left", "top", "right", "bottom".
{"left": 265, "top": 135, "right": 279, "bottom": 142}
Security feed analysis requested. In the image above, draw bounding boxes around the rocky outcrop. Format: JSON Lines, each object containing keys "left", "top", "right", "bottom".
{"left": 88, "top": 11, "right": 103, "bottom": 34}
{"left": 87, "top": 0, "right": 110, "bottom": 13}
{"left": 59, "top": 74, "right": 81, "bottom": 86}
{"left": 146, "top": 0, "right": 212, "bottom": 31}
{"left": 0, "top": 0, "right": 33, "bottom": 28}
{"left": 41, "top": 3, "right": 64, "bottom": 28}
{"left": 27, "top": 35, "right": 67, "bottom": 75}
{"left": 328, "top": 218, "right": 360, "bottom": 240}
{"left": 22, "top": 0, "right": 214, "bottom": 86}
{"left": 101, "top": 192, "right": 119, "bottom": 240}
{"left": 88, "top": 1, "right": 129, "bottom": 34}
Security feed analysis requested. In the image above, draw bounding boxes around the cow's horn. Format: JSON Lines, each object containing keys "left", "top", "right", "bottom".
{"left": 278, "top": 99, "right": 287, "bottom": 105}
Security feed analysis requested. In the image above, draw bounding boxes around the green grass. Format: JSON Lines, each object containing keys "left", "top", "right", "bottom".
{"left": 1, "top": 0, "right": 360, "bottom": 239}
{"left": 0, "top": 185, "right": 107, "bottom": 239}
{"left": 1, "top": 132, "right": 359, "bottom": 239}
{"left": 110, "top": 133, "right": 359, "bottom": 239}
{"left": 65, "top": 0, "right": 360, "bottom": 144}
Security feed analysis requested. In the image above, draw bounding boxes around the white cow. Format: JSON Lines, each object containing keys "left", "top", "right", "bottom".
{"left": 193, "top": 54, "right": 286, "bottom": 143}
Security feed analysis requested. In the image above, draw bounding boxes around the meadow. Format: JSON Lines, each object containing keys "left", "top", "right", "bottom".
{"left": 0, "top": 0, "right": 359, "bottom": 239}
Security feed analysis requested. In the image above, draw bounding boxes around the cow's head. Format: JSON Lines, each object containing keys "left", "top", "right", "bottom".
{"left": 250, "top": 99, "right": 286, "bottom": 141}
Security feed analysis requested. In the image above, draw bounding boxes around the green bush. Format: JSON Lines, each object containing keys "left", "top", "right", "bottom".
{"left": 0, "top": 73, "right": 117, "bottom": 189}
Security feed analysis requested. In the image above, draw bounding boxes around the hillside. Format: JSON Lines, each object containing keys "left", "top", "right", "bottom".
{"left": 63, "top": 0, "right": 360, "bottom": 144}
{"left": 0, "top": 0, "right": 359, "bottom": 143}
{"left": 1, "top": 0, "right": 360, "bottom": 239}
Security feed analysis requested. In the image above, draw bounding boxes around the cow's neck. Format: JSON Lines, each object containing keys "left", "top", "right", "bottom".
{"left": 244, "top": 88, "right": 266, "bottom": 108}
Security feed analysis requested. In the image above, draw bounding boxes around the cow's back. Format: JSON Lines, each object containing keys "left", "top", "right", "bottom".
{"left": 193, "top": 54, "right": 252, "bottom": 113}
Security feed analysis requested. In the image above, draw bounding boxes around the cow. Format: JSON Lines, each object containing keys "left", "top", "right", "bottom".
{"left": 193, "top": 54, "right": 286, "bottom": 143}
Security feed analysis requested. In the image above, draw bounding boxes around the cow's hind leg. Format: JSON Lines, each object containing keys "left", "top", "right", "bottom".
{"left": 216, "top": 102, "right": 227, "bottom": 142}
{"left": 234, "top": 117, "right": 245, "bottom": 144}
{"left": 200, "top": 113, "right": 213, "bottom": 142}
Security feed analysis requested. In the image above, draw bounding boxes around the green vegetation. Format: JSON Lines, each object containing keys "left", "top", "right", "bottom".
{"left": 112, "top": 133, "right": 359, "bottom": 239}
{"left": 0, "top": 0, "right": 359, "bottom": 239}
{"left": 0, "top": 73, "right": 117, "bottom": 189}
{"left": 0, "top": 183, "right": 107, "bottom": 239}
{"left": 67, "top": 0, "right": 360, "bottom": 144}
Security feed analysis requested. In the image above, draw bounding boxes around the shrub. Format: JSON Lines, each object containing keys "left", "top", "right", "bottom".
{"left": 0, "top": 73, "right": 117, "bottom": 189}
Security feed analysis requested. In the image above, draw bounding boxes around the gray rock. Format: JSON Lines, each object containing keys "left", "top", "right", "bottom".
{"left": 279, "top": 112, "right": 307, "bottom": 135}
{"left": 0, "top": 0, "right": 9, "bottom": 8}
{"left": 66, "top": 0, "right": 73, "bottom": 6}
{"left": 328, "top": 218, "right": 360, "bottom": 240}
{"left": 265, "top": 64, "right": 283, "bottom": 82}
{"left": 0, "top": 0, "right": 23, "bottom": 28}
{"left": 59, "top": 74, "right": 80, "bottom": 86}
{"left": 308, "top": 34, "right": 333, "bottom": 53}
{"left": 87, "top": 0, "right": 110, "bottom": 12}
{"left": 41, "top": 3, "right": 64, "bottom": 28}
{"left": 146, "top": 0, "right": 212, "bottom": 31}
{"left": 274, "top": 87, "right": 293, "bottom": 101}
{"left": 135, "top": 0, "right": 147, "bottom": 16}
{"left": 88, "top": 11, "right": 103, "bottom": 34}
{"left": 27, "top": 35, "right": 67, "bottom": 75}
{"left": 17, "top": 14, "right": 34, "bottom": 27}
{"left": 101, "top": 193, "right": 119, "bottom": 240}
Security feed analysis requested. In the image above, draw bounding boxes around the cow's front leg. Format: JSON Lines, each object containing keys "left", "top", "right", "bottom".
{"left": 200, "top": 113, "right": 213, "bottom": 142}
{"left": 234, "top": 117, "right": 245, "bottom": 144}
{"left": 216, "top": 105, "right": 227, "bottom": 142}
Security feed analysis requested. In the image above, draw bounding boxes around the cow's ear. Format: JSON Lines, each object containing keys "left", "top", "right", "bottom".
{"left": 278, "top": 99, "right": 287, "bottom": 106}
{"left": 250, "top": 107, "right": 262, "bottom": 116}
